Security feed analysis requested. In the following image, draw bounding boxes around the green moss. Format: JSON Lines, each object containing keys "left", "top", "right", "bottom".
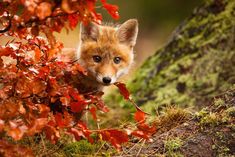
{"left": 63, "top": 140, "right": 98, "bottom": 157}
{"left": 214, "top": 98, "right": 225, "bottom": 107}
{"left": 225, "top": 107, "right": 235, "bottom": 117}
{"left": 120, "top": 0, "right": 235, "bottom": 112}
{"left": 196, "top": 107, "right": 225, "bottom": 127}
{"left": 195, "top": 108, "right": 209, "bottom": 118}
{"left": 164, "top": 137, "right": 184, "bottom": 157}
{"left": 199, "top": 112, "right": 221, "bottom": 127}
{"left": 164, "top": 138, "right": 183, "bottom": 151}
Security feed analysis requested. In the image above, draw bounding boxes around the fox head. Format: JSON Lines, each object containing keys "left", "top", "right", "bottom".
{"left": 77, "top": 19, "right": 138, "bottom": 85}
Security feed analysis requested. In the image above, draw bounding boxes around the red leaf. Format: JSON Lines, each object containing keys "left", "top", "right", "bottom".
{"left": 77, "top": 121, "right": 88, "bottom": 130}
{"left": 7, "top": 121, "right": 28, "bottom": 141}
{"left": 133, "top": 109, "right": 157, "bottom": 139}
{"left": 92, "top": 12, "right": 102, "bottom": 24}
{"left": 67, "top": 128, "right": 84, "bottom": 141}
{"left": 32, "top": 79, "right": 47, "bottom": 95}
{"left": 89, "top": 106, "right": 97, "bottom": 121}
{"left": 137, "top": 123, "right": 156, "bottom": 135}
{"left": 76, "top": 121, "right": 93, "bottom": 143}
{"left": 69, "top": 88, "right": 84, "bottom": 101}
{"left": 0, "top": 140, "right": 34, "bottom": 157}
{"left": 70, "top": 101, "right": 87, "bottom": 113}
{"left": 96, "top": 99, "right": 109, "bottom": 112}
{"left": 61, "top": 0, "right": 76, "bottom": 14}
{"left": 100, "top": 0, "right": 106, "bottom": 3}
{"left": 0, "top": 47, "right": 15, "bottom": 58}
{"left": 68, "top": 14, "right": 79, "bottom": 29}
{"left": 54, "top": 113, "right": 65, "bottom": 127}
{"left": 7, "top": 128, "right": 24, "bottom": 141}
{"left": 36, "top": 2, "right": 52, "bottom": 20}
{"left": 86, "top": 0, "right": 95, "bottom": 11}
{"left": 131, "top": 130, "right": 149, "bottom": 139}
{"left": 47, "top": 119, "right": 56, "bottom": 127}
{"left": 132, "top": 122, "right": 156, "bottom": 140}
{"left": 27, "top": 118, "right": 48, "bottom": 136}
{"left": 134, "top": 108, "right": 146, "bottom": 123}
{"left": 54, "top": 112, "right": 72, "bottom": 128}
{"left": 34, "top": 47, "right": 41, "bottom": 62}
{"left": 71, "top": 63, "right": 87, "bottom": 75}
{"left": 103, "top": 3, "right": 120, "bottom": 20}
{"left": 38, "top": 66, "right": 50, "bottom": 80}
{"left": 114, "top": 82, "right": 130, "bottom": 100}
{"left": 44, "top": 125, "right": 60, "bottom": 144}
{"left": 99, "top": 129, "right": 129, "bottom": 150}
{"left": 60, "top": 96, "right": 70, "bottom": 106}
{"left": 37, "top": 104, "right": 50, "bottom": 118}
{"left": 101, "top": 0, "right": 119, "bottom": 20}
{"left": 0, "top": 119, "right": 4, "bottom": 132}
{"left": 88, "top": 92, "right": 109, "bottom": 112}
{"left": 0, "top": 86, "right": 12, "bottom": 99}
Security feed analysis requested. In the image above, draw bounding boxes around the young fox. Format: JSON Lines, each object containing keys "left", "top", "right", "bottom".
{"left": 75, "top": 19, "right": 138, "bottom": 92}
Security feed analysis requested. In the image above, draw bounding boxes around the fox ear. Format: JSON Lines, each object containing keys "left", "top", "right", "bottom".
{"left": 117, "top": 19, "right": 138, "bottom": 47}
{"left": 80, "top": 22, "right": 99, "bottom": 41}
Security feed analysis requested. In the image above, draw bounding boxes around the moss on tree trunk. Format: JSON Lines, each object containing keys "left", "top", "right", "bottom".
{"left": 107, "top": 0, "right": 235, "bottom": 113}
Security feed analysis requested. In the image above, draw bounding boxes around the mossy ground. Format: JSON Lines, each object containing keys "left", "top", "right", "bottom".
{"left": 32, "top": 90, "right": 233, "bottom": 157}
{"left": 112, "top": 90, "right": 235, "bottom": 156}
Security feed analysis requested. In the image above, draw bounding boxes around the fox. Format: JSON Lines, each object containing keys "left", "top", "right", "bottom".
{"left": 73, "top": 19, "right": 139, "bottom": 93}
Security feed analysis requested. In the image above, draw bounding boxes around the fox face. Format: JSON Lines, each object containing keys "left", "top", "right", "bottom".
{"left": 77, "top": 19, "right": 138, "bottom": 86}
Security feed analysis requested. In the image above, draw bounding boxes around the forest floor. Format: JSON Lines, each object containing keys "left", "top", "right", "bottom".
{"left": 112, "top": 90, "right": 235, "bottom": 157}
{"left": 57, "top": 89, "right": 234, "bottom": 157}
{"left": 15, "top": 85, "right": 234, "bottom": 157}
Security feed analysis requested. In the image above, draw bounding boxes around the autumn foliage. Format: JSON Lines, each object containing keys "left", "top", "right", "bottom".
{"left": 0, "top": 0, "right": 156, "bottom": 156}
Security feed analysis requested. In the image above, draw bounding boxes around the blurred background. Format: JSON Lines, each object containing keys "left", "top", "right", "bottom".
{"left": 0, "top": 0, "right": 203, "bottom": 68}
{"left": 57, "top": 0, "right": 203, "bottom": 69}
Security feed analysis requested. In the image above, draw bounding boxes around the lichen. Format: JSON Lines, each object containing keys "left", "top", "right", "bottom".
{"left": 164, "top": 137, "right": 184, "bottom": 157}
{"left": 106, "top": 0, "right": 235, "bottom": 113}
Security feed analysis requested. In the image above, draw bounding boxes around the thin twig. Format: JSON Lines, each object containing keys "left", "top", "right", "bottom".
{"left": 135, "top": 139, "right": 146, "bottom": 157}
{"left": 94, "top": 141, "right": 106, "bottom": 157}
{"left": 40, "top": 134, "right": 46, "bottom": 153}
{"left": 129, "top": 98, "right": 151, "bottom": 115}
{"left": 120, "top": 139, "right": 143, "bottom": 156}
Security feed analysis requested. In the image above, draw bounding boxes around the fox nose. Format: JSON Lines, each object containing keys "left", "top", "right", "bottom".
{"left": 102, "top": 77, "right": 111, "bottom": 84}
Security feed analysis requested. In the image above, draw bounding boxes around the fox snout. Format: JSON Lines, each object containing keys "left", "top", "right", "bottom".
{"left": 94, "top": 66, "right": 129, "bottom": 85}
{"left": 102, "top": 77, "right": 112, "bottom": 84}
{"left": 95, "top": 73, "right": 119, "bottom": 85}
{"left": 93, "top": 69, "right": 118, "bottom": 86}
{"left": 97, "top": 75, "right": 113, "bottom": 85}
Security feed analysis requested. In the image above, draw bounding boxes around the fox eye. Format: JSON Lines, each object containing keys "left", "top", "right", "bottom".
{"left": 93, "top": 55, "right": 102, "bottom": 63}
{"left": 113, "top": 57, "right": 121, "bottom": 64}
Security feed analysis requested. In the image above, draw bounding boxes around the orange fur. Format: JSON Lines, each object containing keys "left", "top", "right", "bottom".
{"left": 75, "top": 19, "right": 138, "bottom": 92}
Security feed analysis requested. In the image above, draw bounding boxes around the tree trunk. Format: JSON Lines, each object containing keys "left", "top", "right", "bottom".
{"left": 117, "top": 0, "right": 235, "bottom": 112}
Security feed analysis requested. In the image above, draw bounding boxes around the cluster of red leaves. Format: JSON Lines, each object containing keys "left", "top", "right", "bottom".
{"left": 0, "top": 0, "right": 119, "bottom": 46}
{"left": 0, "top": 140, "right": 33, "bottom": 157}
{"left": 0, "top": 0, "right": 156, "bottom": 155}
{"left": 115, "top": 83, "right": 157, "bottom": 140}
